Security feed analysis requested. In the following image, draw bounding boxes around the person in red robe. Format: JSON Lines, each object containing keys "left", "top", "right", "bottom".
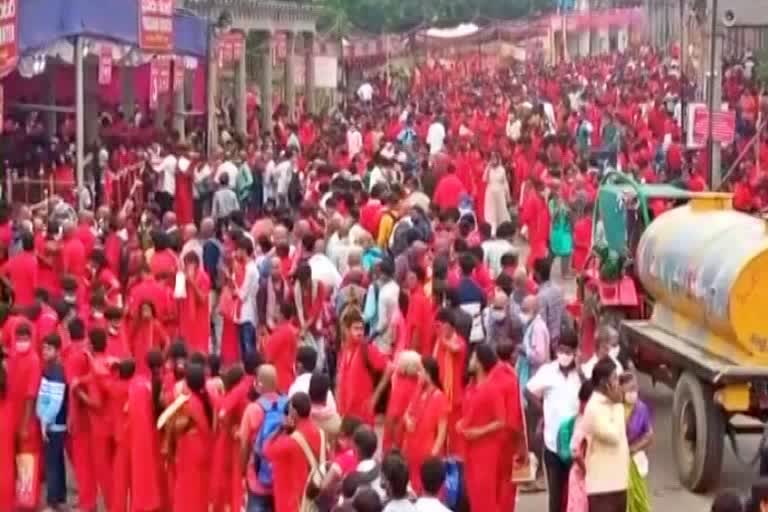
{"left": 490, "top": 343, "right": 525, "bottom": 512}
{"left": 177, "top": 251, "right": 211, "bottom": 355}
{"left": 127, "top": 265, "right": 175, "bottom": 332}
{"left": 572, "top": 205, "right": 593, "bottom": 273}
{"left": 402, "top": 355, "right": 449, "bottom": 494}
{"left": 459, "top": 344, "right": 507, "bottom": 512}
{"left": 405, "top": 268, "right": 434, "bottom": 356}
{"left": 105, "top": 307, "right": 130, "bottom": 360}
{"left": 520, "top": 178, "right": 551, "bottom": 270}
{"left": 170, "top": 363, "right": 214, "bottom": 512}
{"left": 209, "top": 366, "right": 246, "bottom": 512}
{"left": 90, "top": 249, "right": 122, "bottom": 308}
{"left": 433, "top": 308, "right": 467, "bottom": 456}
{"left": 61, "top": 221, "right": 88, "bottom": 281}
{"left": 175, "top": 154, "right": 195, "bottom": 226}
{"left": 129, "top": 302, "right": 170, "bottom": 375}
{"left": 75, "top": 211, "right": 98, "bottom": 259}
{"left": 263, "top": 393, "right": 323, "bottom": 512}
{"left": 380, "top": 350, "right": 421, "bottom": 453}
{"left": 6, "top": 322, "right": 42, "bottom": 510}
{"left": 0, "top": 232, "right": 38, "bottom": 308}
{"left": 149, "top": 232, "right": 179, "bottom": 287}
{"left": 262, "top": 302, "right": 299, "bottom": 393}
{"left": 62, "top": 318, "right": 99, "bottom": 512}
{"left": 0, "top": 346, "right": 13, "bottom": 511}
{"left": 433, "top": 164, "right": 468, "bottom": 212}
{"left": 336, "top": 311, "right": 390, "bottom": 426}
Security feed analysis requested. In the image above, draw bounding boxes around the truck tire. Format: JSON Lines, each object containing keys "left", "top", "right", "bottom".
{"left": 671, "top": 372, "right": 725, "bottom": 492}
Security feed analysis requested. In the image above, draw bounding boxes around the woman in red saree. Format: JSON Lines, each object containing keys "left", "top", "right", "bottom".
{"left": 129, "top": 302, "right": 170, "bottom": 375}
{"left": 177, "top": 251, "right": 211, "bottom": 355}
{"left": 433, "top": 308, "right": 467, "bottom": 457}
{"left": 219, "top": 254, "right": 244, "bottom": 366}
{"left": 170, "top": 363, "right": 214, "bottom": 512}
{"left": 402, "top": 355, "right": 449, "bottom": 494}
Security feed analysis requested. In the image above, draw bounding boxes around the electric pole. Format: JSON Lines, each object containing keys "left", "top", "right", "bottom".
{"left": 706, "top": 0, "right": 723, "bottom": 189}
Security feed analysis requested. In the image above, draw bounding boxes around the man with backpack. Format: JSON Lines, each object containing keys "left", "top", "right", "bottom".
{"left": 242, "top": 364, "right": 287, "bottom": 512}
{"left": 264, "top": 392, "right": 325, "bottom": 512}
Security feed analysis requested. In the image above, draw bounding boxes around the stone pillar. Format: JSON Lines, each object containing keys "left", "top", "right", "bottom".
{"left": 261, "top": 31, "right": 274, "bottom": 135}
{"left": 304, "top": 32, "right": 316, "bottom": 115}
{"left": 44, "top": 59, "right": 57, "bottom": 135}
{"left": 121, "top": 66, "right": 135, "bottom": 122}
{"left": 285, "top": 31, "right": 296, "bottom": 121}
{"left": 206, "top": 28, "right": 218, "bottom": 156}
{"left": 155, "top": 93, "right": 167, "bottom": 131}
{"left": 84, "top": 56, "right": 99, "bottom": 146}
{"left": 173, "top": 65, "right": 186, "bottom": 141}
{"left": 235, "top": 40, "right": 247, "bottom": 136}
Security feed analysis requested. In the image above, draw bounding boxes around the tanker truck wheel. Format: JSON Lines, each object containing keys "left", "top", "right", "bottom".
{"left": 671, "top": 372, "right": 725, "bottom": 492}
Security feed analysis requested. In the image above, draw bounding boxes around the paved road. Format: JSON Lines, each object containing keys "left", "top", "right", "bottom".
{"left": 514, "top": 243, "right": 763, "bottom": 511}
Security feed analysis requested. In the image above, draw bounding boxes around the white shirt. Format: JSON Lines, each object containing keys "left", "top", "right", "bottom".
{"left": 308, "top": 253, "right": 342, "bottom": 291}
{"left": 426, "top": 121, "right": 446, "bottom": 155}
{"left": 288, "top": 372, "right": 338, "bottom": 412}
{"left": 527, "top": 361, "right": 582, "bottom": 452}
{"left": 481, "top": 238, "right": 516, "bottom": 278}
{"left": 357, "top": 82, "right": 374, "bottom": 102}
{"left": 581, "top": 354, "right": 623, "bottom": 380}
{"left": 275, "top": 160, "right": 294, "bottom": 196}
{"left": 237, "top": 259, "right": 260, "bottom": 325}
{"left": 153, "top": 154, "right": 178, "bottom": 195}
{"left": 415, "top": 497, "right": 451, "bottom": 512}
{"left": 347, "top": 129, "right": 363, "bottom": 157}
{"left": 384, "top": 499, "right": 418, "bottom": 512}
{"left": 215, "top": 160, "right": 238, "bottom": 189}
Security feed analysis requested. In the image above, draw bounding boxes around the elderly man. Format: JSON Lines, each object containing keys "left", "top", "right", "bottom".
{"left": 582, "top": 325, "right": 624, "bottom": 378}
{"left": 180, "top": 224, "right": 202, "bottom": 263}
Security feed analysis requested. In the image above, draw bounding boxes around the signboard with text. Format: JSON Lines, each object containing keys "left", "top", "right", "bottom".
{"left": 139, "top": 0, "right": 174, "bottom": 53}
{"left": 218, "top": 32, "right": 245, "bottom": 67}
{"left": 149, "top": 56, "right": 171, "bottom": 109}
{"left": 0, "top": 0, "right": 18, "bottom": 78}
{"left": 98, "top": 46, "right": 113, "bottom": 85}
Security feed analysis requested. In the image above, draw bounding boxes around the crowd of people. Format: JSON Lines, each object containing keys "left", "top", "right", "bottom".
{"left": 0, "top": 42, "right": 765, "bottom": 512}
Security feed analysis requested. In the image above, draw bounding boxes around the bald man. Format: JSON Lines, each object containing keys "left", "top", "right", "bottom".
{"left": 239, "top": 364, "right": 285, "bottom": 510}
{"left": 180, "top": 224, "right": 202, "bottom": 262}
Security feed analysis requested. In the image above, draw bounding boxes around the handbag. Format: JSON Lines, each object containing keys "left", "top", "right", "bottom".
{"left": 292, "top": 429, "right": 327, "bottom": 512}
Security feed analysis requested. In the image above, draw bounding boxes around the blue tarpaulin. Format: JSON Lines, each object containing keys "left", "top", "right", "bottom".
{"left": 18, "top": 0, "right": 208, "bottom": 57}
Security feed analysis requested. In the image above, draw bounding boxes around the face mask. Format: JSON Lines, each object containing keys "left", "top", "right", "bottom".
{"left": 625, "top": 391, "right": 639, "bottom": 404}
{"left": 519, "top": 313, "right": 532, "bottom": 324}
{"left": 15, "top": 340, "right": 31, "bottom": 354}
{"left": 557, "top": 353, "right": 575, "bottom": 368}
{"left": 491, "top": 309, "right": 506, "bottom": 322}
{"left": 609, "top": 346, "right": 621, "bottom": 359}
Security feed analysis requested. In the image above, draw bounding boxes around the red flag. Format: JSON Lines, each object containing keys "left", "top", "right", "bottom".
{"left": 98, "top": 46, "right": 113, "bottom": 85}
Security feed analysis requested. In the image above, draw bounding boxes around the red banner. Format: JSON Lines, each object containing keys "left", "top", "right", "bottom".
{"left": 693, "top": 108, "right": 736, "bottom": 145}
{"left": 173, "top": 56, "right": 184, "bottom": 92}
{"left": 98, "top": 46, "right": 113, "bottom": 85}
{"left": 0, "top": 0, "right": 18, "bottom": 78}
{"left": 218, "top": 32, "right": 245, "bottom": 66}
{"left": 139, "top": 0, "right": 174, "bottom": 53}
{"left": 149, "top": 56, "right": 171, "bottom": 109}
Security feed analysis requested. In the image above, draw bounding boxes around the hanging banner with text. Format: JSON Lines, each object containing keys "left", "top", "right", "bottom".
{"left": 0, "top": 0, "right": 18, "bottom": 78}
{"left": 98, "top": 46, "right": 113, "bottom": 85}
{"left": 218, "top": 32, "right": 245, "bottom": 67}
{"left": 149, "top": 56, "right": 171, "bottom": 109}
{"left": 687, "top": 103, "right": 736, "bottom": 148}
{"left": 139, "top": 0, "right": 174, "bottom": 53}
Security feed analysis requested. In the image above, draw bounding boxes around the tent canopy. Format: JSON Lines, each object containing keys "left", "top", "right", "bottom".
{"left": 18, "top": 0, "right": 208, "bottom": 58}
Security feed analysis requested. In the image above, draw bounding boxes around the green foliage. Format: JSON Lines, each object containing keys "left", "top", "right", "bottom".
{"left": 316, "top": 0, "right": 557, "bottom": 34}
{"left": 755, "top": 49, "right": 768, "bottom": 88}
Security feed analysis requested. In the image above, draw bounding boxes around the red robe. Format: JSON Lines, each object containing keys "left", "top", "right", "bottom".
{"left": 263, "top": 419, "right": 322, "bottom": 512}
{"left": 89, "top": 353, "right": 116, "bottom": 510}
{"left": 520, "top": 190, "right": 550, "bottom": 270}
{"left": 336, "top": 338, "right": 389, "bottom": 426}
{"left": 433, "top": 333, "right": 467, "bottom": 456}
{"left": 462, "top": 376, "right": 507, "bottom": 512}
{"left": 173, "top": 394, "right": 213, "bottom": 512}
{"left": 0, "top": 250, "right": 38, "bottom": 307}
{"left": 0, "top": 384, "right": 14, "bottom": 511}
{"left": 129, "top": 319, "right": 169, "bottom": 374}
{"left": 177, "top": 269, "right": 212, "bottom": 355}
{"left": 572, "top": 216, "right": 592, "bottom": 272}
{"left": 127, "top": 375, "right": 164, "bottom": 512}
{"left": 406, "top": 286, "right": 435, "bottom": 356}
{"left": 263, "top": 322, "right": 299, "bottom": 393}
{"left": 175, "top": 160, "right": 195, "bottom": 226}
{"left": 383, "top": 373, "right": 419, "bottom": 453}
{"left": 402, "top": 386, "right": 450, "bottom": 494}
{"left": 7, "top": 347, "right": 42, "bottom": 510}
{"left": 489, "top": 363, "right": 523, "bottom": 512}
{"left": 63, "top": 341, "right": 97, "bottom": 511}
